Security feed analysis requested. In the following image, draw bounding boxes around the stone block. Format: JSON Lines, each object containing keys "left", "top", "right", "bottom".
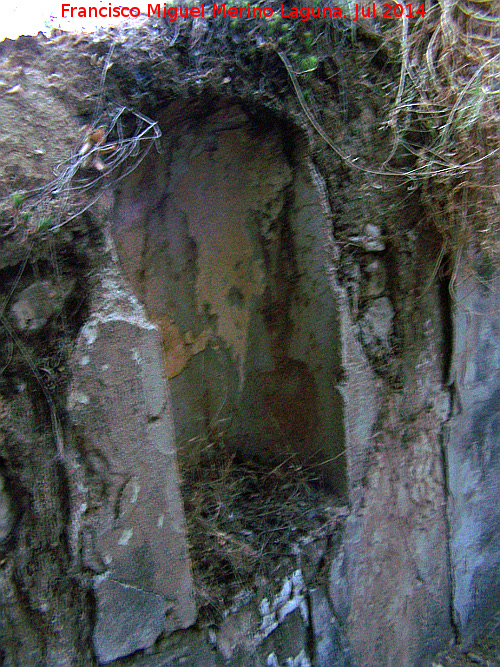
{"left": 93, "top": 578, "right": 173, "bottom": 664}
{"left": 11, "top": 279, "right": 74, "bottom": 332}
{"left": 447, "top": 262, "right": 500, "bottom": 645}
{"left": 68, "top": 267, "right": 195, "bottom": 664}
{"left": 309, "top": 588, "right": 352, "bottom": 667}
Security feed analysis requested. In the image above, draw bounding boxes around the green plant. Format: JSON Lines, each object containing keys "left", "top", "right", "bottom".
{"left": 10, "top": 192, "right": 25, "bottom": 210}
{"left": 302, "top": 31, "right": 313, "bottom": 51}
{"left": 298, "top": 54, "right": 318, "bottom": 72}
{"left": 265, "top": 15, "right": 283, "bottom": 35}
{"left": 36, "top": 217, "right": 53, "bottom": 232}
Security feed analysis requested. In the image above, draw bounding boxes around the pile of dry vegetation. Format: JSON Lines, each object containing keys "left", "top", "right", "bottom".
{"left": 383, "top": 0, "right": 500, "bottom": 265}
{"left": 179, "top": 438, "right": 347, "bottom": 623}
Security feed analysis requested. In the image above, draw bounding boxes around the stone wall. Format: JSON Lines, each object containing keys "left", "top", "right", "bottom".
{"left": 68, "top": 266, "right": 196, "bottom": 663}
{"left": 447, "top": 254, "right": 500, "bottom": 645}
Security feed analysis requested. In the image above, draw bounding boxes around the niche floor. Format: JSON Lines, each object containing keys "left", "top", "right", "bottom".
{"left": 178, "top": 437, "right": 347, "bottom": 623}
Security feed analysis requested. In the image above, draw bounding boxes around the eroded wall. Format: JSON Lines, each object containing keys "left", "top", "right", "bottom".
{"left": 328, "top": 225, "right": 455, "bottom": 667}
{"left": 110, "top": 100, "right": 459, "bottom": 666}
{"left": 68, "top": 266, "right": 196, "bottom": 663}
{"left": 112, "top": 102, "right": 347, "bottom": 490}
{"left": 0, "top": 26, "right": 499, "bottom": 667}
{"left": 447, "top": 255, "right": 500, "bottom": 645}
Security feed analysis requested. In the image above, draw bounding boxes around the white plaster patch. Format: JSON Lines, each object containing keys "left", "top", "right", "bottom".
{"left": 130, "top": 481, "right": 140, "bottom": 503}
{"left": 118, "top": 529, "right": 134, "bottom": 546}
{"left": 82, "top": 322, "right": 98, "bottom": 346}
{"left": 94, "top": 570, "right": 112, "bottom": 585}
{"left": 95, "top": 268, "right": 157, "bottom": 331}
{"left": 257, "top": 570, "right": 307, "bottom": 641}
{"left": 79, "top": 355, "right": 90, "bottom": 366}
{"left": 93, "top": 312, "right": 156, "bottom": 330}
{"left": 157, "top": 514, "right": 164, "bottom": 528}
{"left": 67, "top": 390, "right": 90, "bottom": 409}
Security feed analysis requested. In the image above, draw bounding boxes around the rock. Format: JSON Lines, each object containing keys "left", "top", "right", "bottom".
{"left": 359, "top": 297, "right": 394, "bottom": 350}
{"left": 362, "top": 224, "right": 385, "bottom": 252}
{"left": 337, "top": 290, "right": 382, "bottom": 493}
{"left": 67, "top": 267, "right": 195, "bottom": 663}
{"left": 10, "top": 279, "right": 73, "bottom": 332}
{"left": 309, "top": 588, "right": 352, "bottom": 667}
{"left": 213, "top": 571, "right": 311, "bottom": 664}
{"left": 295, "top": 537, "right": 328, "bottom": 584}
{"left": 256, "top": 570, "right": 308, "bottom": 643}
{"left": 0, "top": 475, "right": 13, "bottom": 542}
{"left": 259, "top": 610, "right": 310, "bottom": 667}
{"left": 446, "top": 259, "right": 500, "bottom": 646}
{"left": 328, "top": 543, "right": 350, "bottom": 624}
{"left": 93, "top": 577, "right": 173, "bottom": 664}
{"left": 345, "top": 421, "right": 453, "bottom": 667}
{"left": 99, "top": 628, "right": 218, "bottom": 667}
{"left": 337, "top": 234, "right": 456, "bottom": 667}
{"left": 363, "top": 259, "right": 386, "bottom": 298}
{"left": 217, "top": 606, "right": 260, "bottom": 660}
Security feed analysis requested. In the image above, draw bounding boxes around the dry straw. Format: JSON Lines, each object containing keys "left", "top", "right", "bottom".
{"left": 383, "top": 0, "right": 500, "bottom": 258}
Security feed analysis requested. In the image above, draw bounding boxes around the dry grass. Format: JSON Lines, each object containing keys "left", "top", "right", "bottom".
{"left": 384, "top": 0, "right": 500, "bottom": 259}
{"left": 0, "top": 105, "right": 161, "bottom": 239}
{"left": 272, "top": 0, "right": 499, "bottom": 265}
{"left": 179, "top": 438, "right": 346, "bottom": 622}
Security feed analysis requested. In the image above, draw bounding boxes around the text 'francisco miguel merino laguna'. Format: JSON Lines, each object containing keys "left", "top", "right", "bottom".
{"left": 61, "top": 3, "right": 427, "bottom": 21}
